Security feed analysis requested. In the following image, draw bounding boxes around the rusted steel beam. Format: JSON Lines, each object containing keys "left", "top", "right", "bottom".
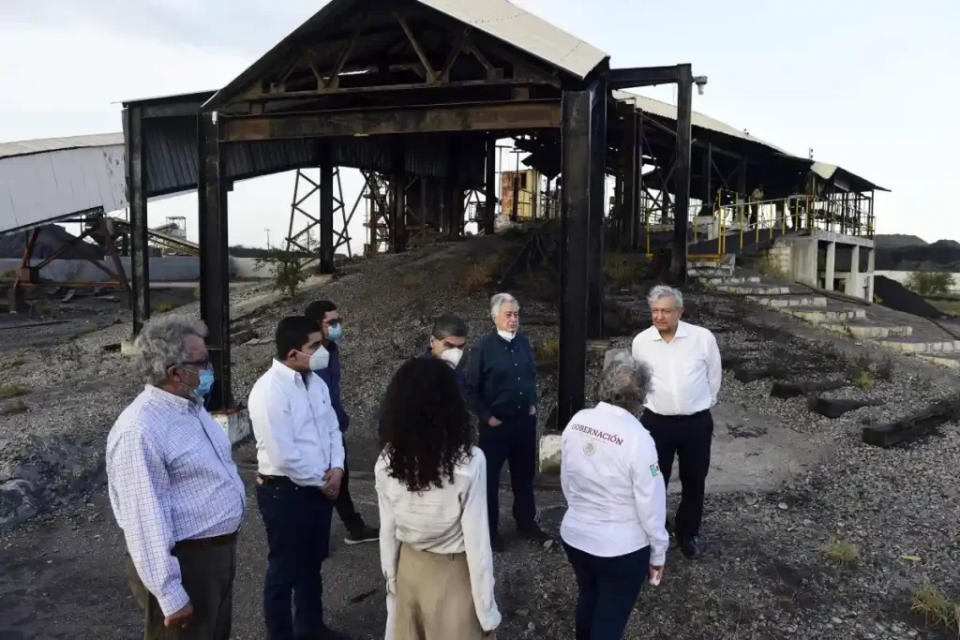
{"left": 393, "top": 11, "right": 438, "bottom": 83}
{"left": 123, "top": 106, "right": 150, "bottom": 333}
{"left": 669, "top": 64, "right": 693, "bottom": 286}
{"left": 220, "top": 101, "right": 561, "bottom": 142}
{"left": 558, "top": 86, "right": 594, "bottom": 430}
{"left": 198, "top": 112, "right": 233, "bottom": 410}
{"left": 609, "top": 65, "right": 684, "bottom": 89}
{"left": 587, "top": 73, "right": 607, "bottom": 339}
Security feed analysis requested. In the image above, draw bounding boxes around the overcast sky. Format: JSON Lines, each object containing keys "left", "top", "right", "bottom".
{"left": 1, "top": 0, "right": 957, "bottom": 247}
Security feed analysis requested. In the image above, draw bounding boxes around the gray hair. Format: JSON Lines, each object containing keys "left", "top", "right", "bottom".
{"left": 598, "top": 350, "right": 651, "bottom": 412}
{"left": 647, "top": 284, "right": 683, "bottom": 309}
{"left": 133, "top": 315, "right": 209, "bottom": 385}
{"left": 490, "top": 292, "right": 519, "bottom": 320}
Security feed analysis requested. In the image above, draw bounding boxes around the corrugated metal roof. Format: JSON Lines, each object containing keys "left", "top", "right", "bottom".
{"left": 811, "top": 162, "right": 887, "bottom": 192}
{"left": 419, "top": 0, "right": 607, "bottom": 79}
{"left": 614, "top": 90, "right": 887, "bottom": 193}
{"left": 206, "top": 0, "right": 607, "bottom": 110}
{"left": 613, "top": 90, "right": 786, "bottom": 153}
{"left": 0, "top": 133, "right": 124, "bottom": 160}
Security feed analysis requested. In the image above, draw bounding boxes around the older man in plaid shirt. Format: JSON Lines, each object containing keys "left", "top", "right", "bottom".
{"left": 106, "top": 316, "right": 245, "bottom": 639}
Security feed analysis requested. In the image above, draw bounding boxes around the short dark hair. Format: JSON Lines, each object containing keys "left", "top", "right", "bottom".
{"left": 275, "top": 316, "right": 320, "bottom": 361}
{"left": 305, "top": 300, "right": 337, "bottom": 323}
{"left": 432, "top": 313, "right": 468, "bottom": 340}
{"left": 379, "top": 358, "right": 473, "bottom": 492}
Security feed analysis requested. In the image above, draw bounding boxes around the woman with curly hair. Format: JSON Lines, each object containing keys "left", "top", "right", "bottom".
{"left": 376, "top": 358, "right": 501, "bottom": 640}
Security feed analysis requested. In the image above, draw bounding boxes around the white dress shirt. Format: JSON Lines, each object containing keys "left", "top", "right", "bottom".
{"left": 376, "top": 447, "right": 501, "bottom": 633}
{"left": 632, "top": 320, "right": 722, "bottom": 416}
{"left": 106, "top": 385, "right": 246, "bottom": 615}
{"left": 248, "top": 359, "right": 345, "bottom": 487}
{"left": 560, "top": 402, "right": 669, "bottom": 565}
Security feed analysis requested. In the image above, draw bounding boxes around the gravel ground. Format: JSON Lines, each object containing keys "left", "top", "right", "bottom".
{"left": 2, "top": 234, "right": 959, "bottom": 639}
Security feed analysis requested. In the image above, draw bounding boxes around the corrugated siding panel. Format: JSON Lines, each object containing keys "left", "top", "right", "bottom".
{"left": 141, "top": 119, "right": 487, "bottom": 195}
{"left": 0, "top": 146, "right": 127, "bottom": 232}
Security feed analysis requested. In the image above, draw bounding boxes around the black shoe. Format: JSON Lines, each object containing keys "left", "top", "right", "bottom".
{"left": 680, "top": 536, "right": 702, "bottom": 560}
{"left": 491, "top": 535, "right": 506, "bottom": 553}
{"left": 344, "top": 524, "right": 379, "bottom": 545}
{"left": 518, "top": 524, "right": 553, "bottom": 545}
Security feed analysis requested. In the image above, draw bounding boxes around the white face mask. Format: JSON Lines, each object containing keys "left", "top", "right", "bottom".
{"left": 497, "top": 330, "right": 515, "bottom": 342}
{"left": 440, "top": 347, "right": 464, "bottom": 369}
{"left": 308, "top": 344, "right": 330, "bottom": 371}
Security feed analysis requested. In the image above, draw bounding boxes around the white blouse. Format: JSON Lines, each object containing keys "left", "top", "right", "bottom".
{"left": 376, "top": 446, "right": 501, "bottom": 634}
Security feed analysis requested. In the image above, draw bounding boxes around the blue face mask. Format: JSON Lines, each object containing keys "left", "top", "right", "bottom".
{"left": 194, "top": 368, "right": 215, "bottom": 401}
{"left": 327, "top": 324, "right": 343, "bottom": 343}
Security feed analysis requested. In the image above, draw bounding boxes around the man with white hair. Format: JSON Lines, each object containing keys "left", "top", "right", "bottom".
{"left": 106, "top": 316, "right": 245, "bottom": 639}
{"left": 632, "top": 285, "right": 721, "bottom": 560}
{"left": 466, "top": 292, "right": 550, "bottom": 551}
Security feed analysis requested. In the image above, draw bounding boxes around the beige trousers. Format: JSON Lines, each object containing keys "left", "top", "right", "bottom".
{"left": 394, "top": 543, "right": 484, "bottom": 640}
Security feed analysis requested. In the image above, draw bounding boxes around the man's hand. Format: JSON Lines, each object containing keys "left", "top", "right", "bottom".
{"left": 529, "top": 405, "right": 537, "bottom": 416}
{"left": 322, "top": 467, "right": 344, "bottom": 500}
{"left": 488, "top": 416, "right": 502, "bottom": 427}
{"left": 164, "top": 602, "right": 194, "bottom": 629}
{"left": 648, "top": 564, "right": 664, "bottom": 586}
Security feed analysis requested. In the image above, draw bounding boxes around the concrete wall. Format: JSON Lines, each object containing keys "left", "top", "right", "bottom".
{"left": 770, "top": 235, "right": 875, "bottom": 302}
{"left": 0, "top": 256, "right": 274, "bottom": 283}
{"left": 772, "top": 235, "right": 818, "bottom": 287}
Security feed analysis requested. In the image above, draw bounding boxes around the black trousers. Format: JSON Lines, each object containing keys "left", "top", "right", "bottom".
{"left": 564, "top": 543, "right": 650, "bottom": 640}
{"left": 257, "top": 479, "right": 334, "bottom": 640}
{"left": 641, "top": 409, "right": 714, "bottom": 539}
{"left": 478, "top": 414, "right": 538, "bottom": 537}
{"left": 125, "top": 535, "right": 237, "bottom": 640}
{"left": 334, "top": 443, "right": 364, "bottom": 533}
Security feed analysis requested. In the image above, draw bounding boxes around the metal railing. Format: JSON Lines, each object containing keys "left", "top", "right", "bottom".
{"left": 666, "top": 190, "right": 875, "bottom": 261}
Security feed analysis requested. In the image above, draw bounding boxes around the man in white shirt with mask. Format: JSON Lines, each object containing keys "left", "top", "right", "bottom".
{"left": 248, "top": 315, "right": 347, "bottom": 640}
{"left": 632, "top": 285, "right": 721, "bottom": 561}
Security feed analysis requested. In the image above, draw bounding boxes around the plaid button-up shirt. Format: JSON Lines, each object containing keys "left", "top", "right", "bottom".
{"left": 106, "top": 385, "right": 245, "bottom": 615}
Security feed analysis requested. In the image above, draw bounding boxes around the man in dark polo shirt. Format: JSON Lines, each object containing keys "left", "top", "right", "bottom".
{"left": 466, "top": 292, "right": 550, "bottom": 551}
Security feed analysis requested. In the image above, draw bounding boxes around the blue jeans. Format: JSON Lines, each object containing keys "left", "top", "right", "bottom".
{"left": 257, "top": 479, "right": 334, "bottom": 640}
{"left": 563, "top": 543, "right": 650, "bottom": 640}
{"left": 478, "top": 414, "right": 537, "bottom": 537}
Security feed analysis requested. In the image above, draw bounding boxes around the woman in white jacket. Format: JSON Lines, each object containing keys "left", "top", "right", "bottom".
{"left": 376, "top": 358, "right": 500, "bottom": 640}
{"left": 560, "top": 350, "right": 669, "bottom": 640}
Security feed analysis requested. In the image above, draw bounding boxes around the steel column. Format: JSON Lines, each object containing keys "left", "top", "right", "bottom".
{"left": 123, "top": 106, "right": 150, "bottom": 334}
{"left": 484, "top": 136, "right": 497, "bottom": 234}
{"left": 703, "top": 143, "right": 713, "bottom": 203}
{"left": 669, "top": 65, "right": 692, "bottom": 286}
{"left": 558, "top": 87, "right": 593, "bottom": 429}
{"left": 390, "top": 141, "right": 406, "bottom": 252}
{"left": 450, "top": 182, "right": 465, "bottom": 239}
{"left": 319, "top": 159, "right": 335, "bottom": 273}
{"left": 198, "top": 112, "right": 232, "bottom": 410}
{"left": 587, "top": 75, "right": 607, "bottom": 338}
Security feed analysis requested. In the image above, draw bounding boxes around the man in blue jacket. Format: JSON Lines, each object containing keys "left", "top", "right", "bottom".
{"left": 418, "top": 313, "right": 468, "bottom": 396}
{"left": 306, "top": 300, "right": 378, "bottom": 545}
{"left": 466, "top": 293, "right": 550, "bottom": 551}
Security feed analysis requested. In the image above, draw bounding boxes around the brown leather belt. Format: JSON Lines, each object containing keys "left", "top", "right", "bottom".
{"left": 176, "top": 530, "right": 238, "bottom": 549}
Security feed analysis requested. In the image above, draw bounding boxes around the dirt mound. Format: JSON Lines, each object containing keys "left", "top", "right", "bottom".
{"left": 0, "top": 224, "right": 104, "bottom": 260}
{"left": 875, "top": 236, "right": 960, "bottom": 271}
{"left": 874, "top": 275, "right": 949, "bottom": 319}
